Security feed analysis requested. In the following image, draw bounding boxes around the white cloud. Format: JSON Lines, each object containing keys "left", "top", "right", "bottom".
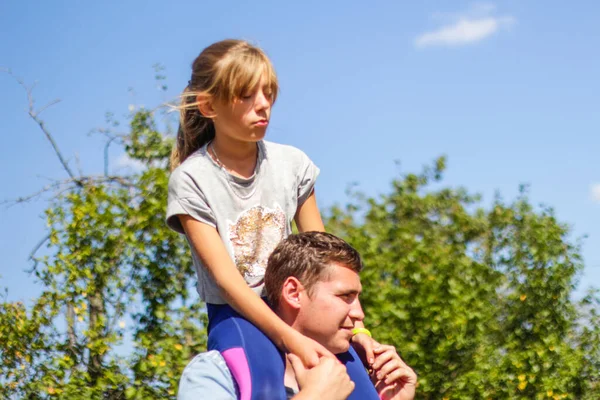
{"left": 415, "top": 3, "right": 515, "bottom": 48}
{"left": 591, "top": 183, "right": 600, "bottom": 203}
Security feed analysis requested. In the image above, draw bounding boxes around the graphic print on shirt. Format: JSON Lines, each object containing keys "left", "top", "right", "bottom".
{"left": 228, "top": 205, "right": 286, "bottom": 285}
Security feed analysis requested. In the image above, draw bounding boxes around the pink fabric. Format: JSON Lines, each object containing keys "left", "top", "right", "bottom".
{"left": 222, "top": 348, "right": 252, "bottom": 400}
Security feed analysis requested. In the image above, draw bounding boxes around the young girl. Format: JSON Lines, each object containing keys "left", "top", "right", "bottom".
{"left": 166, "top": 39, "right": 376, "bottom": 399}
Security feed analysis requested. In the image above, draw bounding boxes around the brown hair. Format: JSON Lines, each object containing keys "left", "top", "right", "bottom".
{"left": 170, "top": 39, "right": 279, "bottom": 170}
{"left": 265, "top": 232, "right": 363, "bottom": 310}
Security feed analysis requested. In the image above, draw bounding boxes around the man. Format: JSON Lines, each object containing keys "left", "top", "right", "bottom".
{"left": 178, "top": 232, "right": 417, "bottom": 400}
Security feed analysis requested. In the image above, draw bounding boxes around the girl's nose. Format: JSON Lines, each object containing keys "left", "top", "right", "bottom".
{"left": 255, "top": 90, "right": 271, "bottom": 110}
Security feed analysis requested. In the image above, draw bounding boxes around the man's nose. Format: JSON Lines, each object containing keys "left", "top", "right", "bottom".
{"left": 349, "top": 299, "right": 365, "bottom": 322}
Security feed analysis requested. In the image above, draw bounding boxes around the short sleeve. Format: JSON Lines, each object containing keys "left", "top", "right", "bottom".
{"left": 297, "top": 151, "right": 320, "bottom": 206}
{"left": 166, "top": 168, "right": 217, "bottom": 234}
{"left": 177, "top": 351, "right": 238, "bottom": 400}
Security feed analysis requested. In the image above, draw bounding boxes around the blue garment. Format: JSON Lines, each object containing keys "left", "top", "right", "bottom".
{"left": 207, "top": 302, "right": 287, "bottom": 400}
{"left": 339, "top": 347, "right": 380, "bottom": 400}
{"left": 206, "top": 302, "right": 380, "bottom": 400}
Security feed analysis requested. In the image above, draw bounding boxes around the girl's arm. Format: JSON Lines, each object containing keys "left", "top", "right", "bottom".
{"left": 179, "top": 215, "right": 333, "bottom": 367}
{"left": 296, "top": 191, "right": 378, "bottom": 366}
{"left": 295, "top": 191, "right": 325, "bottom": 232}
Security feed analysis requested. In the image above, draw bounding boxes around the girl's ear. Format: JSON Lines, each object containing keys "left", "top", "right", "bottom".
{"left": 197, "top": 94, "right": 216, "bottom": 118}
{"left": 281, "top": 277, "right": 304, "bottom": 310}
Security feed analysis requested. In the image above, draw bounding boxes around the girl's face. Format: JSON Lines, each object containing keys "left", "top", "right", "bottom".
{"left": 211, "top": 73, "right": 273, "bottom": 143}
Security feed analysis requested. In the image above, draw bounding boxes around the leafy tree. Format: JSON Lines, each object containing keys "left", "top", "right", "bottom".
{"left": 1, "top": 74, "right": 205, "bottom": 399}
{"left": 326, "top": 158, "right": 600, "bottom": 399}
{"left": 1, "top": 73, "right": 598, "bottom": 399}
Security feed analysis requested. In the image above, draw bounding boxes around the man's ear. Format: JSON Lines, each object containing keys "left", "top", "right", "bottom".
{"left": 196, "top": 94, "right": 216, "bottom": 118}
{"left": 281, "top": 277, "right": 305, "bottom": 310}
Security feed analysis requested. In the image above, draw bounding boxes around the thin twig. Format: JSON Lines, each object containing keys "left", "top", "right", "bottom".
{"left": 29, "top": 104, "right": 80, "bottom": 184}
{"left": 3, "top": 175, "right": 136, "bottom": 207}
{"left": 79, "top": 175, "right": 136, "bottom": 187}
{"left": 2, "top": 181, "right": 65, "bottom": 206}
{"left": 75, "top": 152, "right": 83, "bottom": 176}
{"left": 29, "top": 234, "right": 51, "bottom": 262}
{"left": 5, "top": 70, "right": 80, "bottom": 185}
{"left": 36, "top": 99, "right": 61, "bottom": 116}
{"left": 104, "top": 136, "right": 119, "bottom": 176}
{"left": 106, "top": 265, "right": 139, "bottom": 334}
{"left": 25, "top": 233, "right": 51, "bottom": 274}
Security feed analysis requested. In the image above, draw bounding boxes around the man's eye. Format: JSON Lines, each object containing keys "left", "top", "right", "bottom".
{"left": 339, "top": 294, "right": 354, "bottom": 302}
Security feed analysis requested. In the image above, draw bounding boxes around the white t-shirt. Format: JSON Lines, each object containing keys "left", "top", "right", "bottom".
{"left": 166, "top": 140, "right": 319, "bottom": 304}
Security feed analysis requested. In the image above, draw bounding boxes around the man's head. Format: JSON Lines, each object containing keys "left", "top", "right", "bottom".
{"left": 265, "top": 232, "right": 365, "bottom": 353}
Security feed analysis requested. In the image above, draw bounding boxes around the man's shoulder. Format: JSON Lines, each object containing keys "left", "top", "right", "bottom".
{"left": 178, "top": 350, "right": 238, "bottom": 400}
{"left": 191, "top": 349, "right": 229, "bottom": 369}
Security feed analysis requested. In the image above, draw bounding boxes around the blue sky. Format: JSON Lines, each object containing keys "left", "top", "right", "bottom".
{"left": 1, "top": 0, "right": 598, "bottom": 304}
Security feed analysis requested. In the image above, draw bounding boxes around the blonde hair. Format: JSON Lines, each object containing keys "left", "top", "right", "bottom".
{"left": 170, "top": 39, "right": 279, "bottom": 170}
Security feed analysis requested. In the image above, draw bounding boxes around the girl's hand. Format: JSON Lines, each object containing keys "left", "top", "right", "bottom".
{"left": 370, "top": 343, "right": 417, "bottom": 400}
{"left": 288, "top": 354, "right": 354, "bottom": 400}
{"left": 283, "top": 329, "right": 336, "bottom": 368}
{"left": 351, "top": 332, "right": 377, "bottom": 367}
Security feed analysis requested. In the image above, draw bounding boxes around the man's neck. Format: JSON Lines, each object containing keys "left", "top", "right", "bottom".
{"left": 283, "top": 356, "right": 300, "bottom": 392}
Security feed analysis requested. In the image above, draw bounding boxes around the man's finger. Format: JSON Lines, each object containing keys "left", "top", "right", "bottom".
{"left": 376, "top": 358, "right": 402, "bottom": 380}
{"left": 288, "top": 353, "right": 307, "bottom": 383}
{"left": 365, "top": 340, "right": 375, "bottom": 365}
{"left": 384, "top": 366, "right": 418, "bottom": 386}
{"left": 372, "top": 344, "right": 392, "bottom": 354}
{"left": 372, "top": 349, "right": 395, "bottom": 370}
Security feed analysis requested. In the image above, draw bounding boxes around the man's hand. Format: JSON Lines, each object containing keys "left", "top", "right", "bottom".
{"left": 351, "top": 332, "right": 377, "bottom": 366}
{"left": 370, "top": 343, "right": 417, "bottom": 400}
{"left": 288, "top": 354, "right": 355, "bottom": 400}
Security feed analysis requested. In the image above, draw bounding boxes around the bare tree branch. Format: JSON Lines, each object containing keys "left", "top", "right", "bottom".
{"left": 89, "top": 127, "right": 129, "bottom": 141}
{"left": 80, "top": 175, "right": 136, "bottom": 187}
{"left": 36, "top": 99, "right": 61, "bottom": 116}
{"left": 2, "top": 175, "right": 136, "bottom": 207}
{"left": 106, "top": 265, "right": 139, "bottom": 335}
{"left": 2, "top": 181, "right": 65, "bottom": 206}
{"left": 104, "top": 136, "right": 119, "bottom": 176}
{"left": 66, "top": 303, "right": 78, "bottom": 359}
{"left": 29, "top": 233, "right": 51, "bottom": 262}
{"left": 75, "top": 152, "right": 83, "bottom": 176}
{"left": 5, "top": 70, "right": 81, "bottom": 185}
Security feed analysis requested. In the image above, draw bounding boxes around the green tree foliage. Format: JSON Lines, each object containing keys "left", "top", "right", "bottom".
{"left": 326, "top": 158, "right": 600, "bottom": 399}
{"left": 1, "top": 108, "right": 206, "bottom": 399}
{"left": 1, "top": 87, "right": 598, "bottom": 398}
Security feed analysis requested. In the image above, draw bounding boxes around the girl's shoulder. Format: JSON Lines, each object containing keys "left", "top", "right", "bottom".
{"left": 173, "top": 146, "right": 212, "bottom": 172}
{"left": 262, "top": 140, "right": 310, "bottom": 162}
{"left": 169, "top": 147, "right": 213, "bottom": 179}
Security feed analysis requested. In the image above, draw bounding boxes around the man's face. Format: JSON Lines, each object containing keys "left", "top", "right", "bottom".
{"left": 295, "top": 263, "right": 365, "bottom": 354}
